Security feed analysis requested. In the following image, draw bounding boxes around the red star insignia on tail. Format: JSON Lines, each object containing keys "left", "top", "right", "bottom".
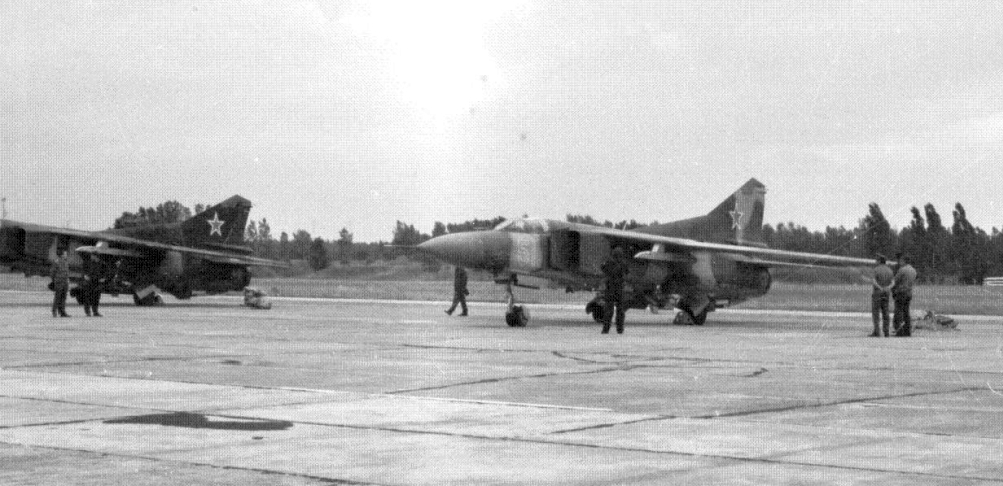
{"left": 729, "top": 210, "right": 743, "bottom": 230}
{"left": 207, "top": 212, "right": 225, "bottom": 236}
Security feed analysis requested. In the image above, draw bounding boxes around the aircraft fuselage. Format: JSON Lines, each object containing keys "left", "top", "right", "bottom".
{"left": 418, "top": 218, "right": 772, "bottom": 310}
{"left": 0, "top": 224, "right": 251, "bottom": 301}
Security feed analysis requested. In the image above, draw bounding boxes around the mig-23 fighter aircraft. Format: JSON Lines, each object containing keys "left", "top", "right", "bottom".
{"left": 0, "top": 195, "right": 286, "bottom": 305}
{"left": 417, "top": 178, "right": 872, "bottom": 326}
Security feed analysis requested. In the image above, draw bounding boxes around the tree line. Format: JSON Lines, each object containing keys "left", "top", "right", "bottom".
{"left": 113, "top": 201, "right": 1003, "bottom": 283}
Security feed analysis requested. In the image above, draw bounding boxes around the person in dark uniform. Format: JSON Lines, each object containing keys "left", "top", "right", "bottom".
{"left": 81, "top": 254, "right": 105, "bottom": 317}
{"left": 445, "top": 266, "right": 469, "bottom": 316}
{"left": 50, "top": 248, "right": 70, "bottom": 317}
{"left": 869, "top": 255, "right": 894, "bottom": 337}
{"left": 601, "top": 246, "right": 629, "bottom": 334}
{"left": 892, "top": 253, "right": 918, "bottom": 337}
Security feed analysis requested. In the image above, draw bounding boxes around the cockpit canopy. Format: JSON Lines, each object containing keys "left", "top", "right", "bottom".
{"left": 493, "top": 218, "right": 556, "bottom": 234}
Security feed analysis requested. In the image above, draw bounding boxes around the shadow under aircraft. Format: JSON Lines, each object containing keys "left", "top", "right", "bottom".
{"left": 417, "top": 178, "right": 872, "bottom": 327}
{"left": 0, "top": 195, "right": 286, "bottom": 305}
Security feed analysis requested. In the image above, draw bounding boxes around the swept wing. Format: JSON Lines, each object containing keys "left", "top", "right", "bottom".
{"left": 3, "top": 220, "right": 288, "bottom": 268}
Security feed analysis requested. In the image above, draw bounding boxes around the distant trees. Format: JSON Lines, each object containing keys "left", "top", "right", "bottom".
{"left": 951, "top": 203, "right": 988, "bottom": 284}
{"left": 307, "top": 237, "right": 328, "bottom": 271}
{"left": 113, "top": 200, "right": 194, "bottom": 229}
{"left": 445, "top": 217, "right": 507, "bottom": 233}
{"left": 337, "top": 228, "right": 353, "bottom": 265}
{"left": 860, "top": 203, "right": 895, "bottom": 258}
{"left": 109, "top": 201, "right": 1003, "bottom": 283}
{"left": 391, "top": 221, "right": 429, "bottom": 246}
{"left": 290, "top": 230, "right": 313, "bottom": 260}
{"left": 566, "top": 214, "right": 645, "bottom": 230}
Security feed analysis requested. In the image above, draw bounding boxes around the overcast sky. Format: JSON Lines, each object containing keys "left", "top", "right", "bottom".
{"left": 3, "top": 1, "right": 1003, "bottom": 241}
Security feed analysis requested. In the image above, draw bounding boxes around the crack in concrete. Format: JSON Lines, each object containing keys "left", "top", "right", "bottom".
{"left": 549, "top": 415, "right": 676, "bottom": 434}
{"left": 695, "top": 386, "right": 988, "bottom": 419}
{"left": 401, "top": 343, "right": 537, "bottom": 353}
{"left": 0, "top": 440, "right": 378, "bottom": 485}
{"left": 5, "top": 408, "right": 1001, "bottom": 483}
{"left": 0, "top": 394, "right": 151, "bottom": 414}
{"left": 0, "top": 417, "right": 118, "bottom": 430}
{"left": 4, "top": 355, "right": 242, "bottom": 369}
{"left": 385, "top": 366, "right": 628, "bottom": 394}
{"left": 272, "top": 419, "right": 1003, "bottom": 483}
{"left": 551, "top": 351, "right": 673, "bottom": 364}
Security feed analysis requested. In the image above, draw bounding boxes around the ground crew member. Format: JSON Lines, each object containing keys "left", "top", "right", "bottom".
{"left": 869, "top": 255, "right": 894, "bottom": 337}
{"left": 445, "top": 266, "right": 469, "bottom": 316}
{"left": 892, "top": 253, "right": 918, "bottom": 337}
{"left": 81, "top": 254, "right": 104, "bottom": 317}
{"left": 50, "top": 248, "right": 70, "bottom": 318}
{"left": 601, "top": 246, "right": 629, "bottom": 334}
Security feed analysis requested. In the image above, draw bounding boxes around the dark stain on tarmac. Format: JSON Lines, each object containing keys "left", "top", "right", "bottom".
{"left": 105, "top": 412, "right": 293, "bottom": 431}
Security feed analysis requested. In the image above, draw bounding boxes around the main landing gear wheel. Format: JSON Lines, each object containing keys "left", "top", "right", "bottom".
{"left": 506, "top": 306, "right": 529, "bottom": 327}
{"left": 133, "top": 293, "right": 163, "bottom": 306}
{"left": 675, "top": 305, "right": 707, "bottom": 326}
{"left": 503, "top": 276, "right": 529, "bottom": 327}
{"left": 70, "top": 287, "right": 85, "bottom": 306}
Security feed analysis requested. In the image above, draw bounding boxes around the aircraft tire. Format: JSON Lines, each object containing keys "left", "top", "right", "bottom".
{"left": 677, "top": 305, "right": 707, "bottom": 326}
{"left": 506, "top": 306, "right": 528, "bottom": 327}
{"left": 133, "top": 293, "right": 164, "bottom": 307}
{"left": 689, "top": 308, "right": 707, "bottom": 326}
{"left": 70, "top": 287, "right": 85, "bottom": 306}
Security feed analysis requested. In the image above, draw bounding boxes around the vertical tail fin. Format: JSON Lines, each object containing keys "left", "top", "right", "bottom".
{"left": 181, "top": 195, "right": 252, "bottom": 246}
{"left": 706, "top": 178, "right": 766, "bottom": 246}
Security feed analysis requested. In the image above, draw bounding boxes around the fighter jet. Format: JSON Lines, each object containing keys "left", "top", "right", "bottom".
{"left": 0, "top": 195, "right": 286, "bottom": 305}
{"left": 417, "top": 178, "right": 872, "bottom": 326}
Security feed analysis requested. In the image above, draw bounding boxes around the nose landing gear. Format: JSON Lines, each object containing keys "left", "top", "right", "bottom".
{"left": 504, "top": 276, "right": 529, "bottom": 327}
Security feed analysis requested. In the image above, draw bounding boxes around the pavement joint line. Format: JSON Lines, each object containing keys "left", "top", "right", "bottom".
{"left": 0, "top": 440, "right": 379, "bottom": 485}
{"left": 374, "top": 393, "right": 620, "bottom": 412}
{"left": 400, "top": 343, "right": 538, "bottom": 353}
{"left": 3, "top": 369, "right": 621, "bottom": 414}
{"left": 0, "top": 393, "right": 160, "bottom": 414}
{"left": 252, "top": 419, "right": 1003, "bottom": 483}
{"left": 695, "top": 385, "right": 988, "bottom": 419}
{"left": 384, "top": 366, "right": 628, "bottom": 394}
{"left": 0, "top": 417, "right": 125, "bottom": 430}
{"left": 3, "top": 355, "right": 243, "bottom": 370}
{"left": 8, "top": 403, "right": 999, "bottom": 481}
{"left": 0, "top": 369, "right": 335, "bottom": 398}
{"left": 549, "top": 415, "right": 678, "bottom": 434}
{"left": 265, "top": 385, "right": 622, "bottom": 412}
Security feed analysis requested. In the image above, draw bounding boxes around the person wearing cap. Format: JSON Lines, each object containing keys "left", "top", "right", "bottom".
{"left": 868, "top": 254, "right": 894, "bottom": 337}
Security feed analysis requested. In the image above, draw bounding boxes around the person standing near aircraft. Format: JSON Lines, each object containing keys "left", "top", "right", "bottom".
{"left": 445, "top": 266, "right": 469, "bottom": 316}
{"left": 81, "top": 254, "right": 104, "bottom": 317}
{"left": 869, "top": 255, "right": 894, "bottom": 337}
{"left": 50, "top": 248, "right": 70, "bottom": 317}
{"left": 892, "top": 253, "right": 917, "bottom": 337}
{"left": 601, "top": 247, "right": 629, "bottom": 334}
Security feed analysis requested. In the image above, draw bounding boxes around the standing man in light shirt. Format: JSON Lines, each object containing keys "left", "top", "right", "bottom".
{"left": 869, "top": 255, "right": 894, "bottom": 337}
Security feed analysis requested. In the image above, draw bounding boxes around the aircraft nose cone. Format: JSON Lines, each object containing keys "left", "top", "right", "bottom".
{"left": 417, "top": 231, "right": 510, "bottom": 271}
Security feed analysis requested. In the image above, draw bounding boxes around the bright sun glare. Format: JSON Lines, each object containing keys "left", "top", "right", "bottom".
{"left": 345, "top": 1, "right": 522, "bottom": 120}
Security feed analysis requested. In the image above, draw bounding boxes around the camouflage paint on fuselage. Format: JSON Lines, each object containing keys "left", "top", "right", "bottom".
{"left": 0, "top": 195, "right": 263, "bottom": 302}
